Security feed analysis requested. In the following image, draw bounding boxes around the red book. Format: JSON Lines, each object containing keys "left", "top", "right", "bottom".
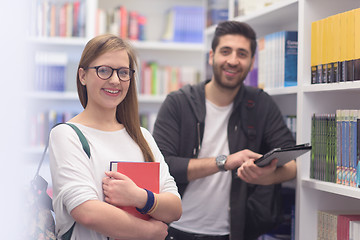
{"left": 109, "top": 161, "right": 159, "bottom": 220}
{"left": 337, "top": 214, "right": 360, "bottom": 240}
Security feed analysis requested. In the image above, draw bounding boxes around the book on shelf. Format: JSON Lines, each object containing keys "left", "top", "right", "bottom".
{"left": 284, "top": 115, "right": 297, "bottom": 140}
{"left": 243, "top": 48, "right": 258, "bottom": 87}
{"left": 139, "top": 61, "right": 199, "bottom": 96}
{"left": 317, "top": 211, "right": 360, "bottom": 240}
{"left": 96, "top": 6, "right": 146, "bottom": 41}
{"left": 139, "top": 112, "right": 157, "bottom": 134}
{"left": 207, "top": 0, "right": 228, "bottom": 27}
{"left": 162, "top": 6, "right": 205, "bottom": 43}
{"left": 311, "top": 7, "right": 360, "bottom": 84}
{"left": 311, "top": 113, "right": 337, "bottom": 183}
{"left": 109, "top": 161, "right": 159, "bottom": 220}
{"left": 34, "top": 52, "right": 68, "bottom": 92}
{"left": 350, "top": 221, "right": 360, "bottom": 240}
{"left": 257, "top": 31, "right": 298, "bottom": 89}
{"left": 354, "top": 8, "right": 360, "bottom": 81}
{"left": 29, "top": 110, "right": 77, "bottom": 147}
{"left": 31, "top": 0, "right": 86, "bottom": 38}
{"left": 311, "top": 110, "right": 359, "bottom": 187}
{"left": 234, "top": 0, "right": 286, "bottom": 18}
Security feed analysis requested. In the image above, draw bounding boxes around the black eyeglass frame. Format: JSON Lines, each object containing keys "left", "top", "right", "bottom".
{"left": 87, "top": 65, "right": 135, "bottom": 82}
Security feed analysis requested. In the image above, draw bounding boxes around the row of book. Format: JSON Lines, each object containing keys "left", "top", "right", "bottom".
{"left": 257, "top": 31, "right": 298, "bottom": 89}
{"left": 311, "top": 8, "right": 360, "bottom": 84}
{"left": 34, "top": 51, "right": 67, "bottom": 92}
{"left": 161, "top": 6, "right": 205, "bottom": 43}
{"left": 30, "top": 110, "right": 157, "bottom": 147}
{"left": 139, "top": 61, "right": 200, "bottom": 96}
{"left": 32, "top": 51, "right": 200, "bottom": 95}
{"left": 310, "top": 110, "right": 359, "bottom": 188}
{"left": 317, "top": 211, "right": 360, "bottom": 240}
{"left": 96, "top": 6, "right": 146, "bottom": 41}
{"left": 31, "top": 0, "right": 86, "bottom": 38}
{"left": 29, "top": 110, "right": 78, "bottom": 147}
{"left": 234, "top": 0, "right": 287, "bottom": 18}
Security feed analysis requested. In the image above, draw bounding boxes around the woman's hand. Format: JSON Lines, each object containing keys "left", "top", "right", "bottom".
{"left": 102, "top": 171, "right": 147, "bottom": 209}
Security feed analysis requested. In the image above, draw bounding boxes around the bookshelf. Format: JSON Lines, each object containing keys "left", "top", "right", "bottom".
{"left": 297, "top": 1, "right": 360, "bottom": 239}
{"left": 206, "top": 0, "right": 360, "bottom": 239}
{"left": 28, "top": 0, "right": 207, "bottom": 153}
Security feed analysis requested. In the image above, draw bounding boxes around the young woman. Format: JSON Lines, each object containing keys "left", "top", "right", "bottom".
{"left": 49, "top": 34, "right": 181, "bottom": 240}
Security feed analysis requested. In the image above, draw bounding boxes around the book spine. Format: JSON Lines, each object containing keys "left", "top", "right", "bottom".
{"left": 354, "top": 8, "right": 360, "bottom": 81}
{"left": 310, "top": 21, "right": 318, "bottom": 84}
{"left": 336, "top": 110, "right": 342, "bottom": 184}
{"left": 310, "top": 114, "right": 316, "bottom": 179}
{"left": 357, "top": 110, "right": 360, "bottom": 188}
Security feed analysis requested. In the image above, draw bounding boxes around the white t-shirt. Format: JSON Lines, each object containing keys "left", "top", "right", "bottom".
{"left": 49, "top": 123, "right": 180, "bottom": 240}
{"left": 171, "top": 100, "right": 233, "bottom": 235}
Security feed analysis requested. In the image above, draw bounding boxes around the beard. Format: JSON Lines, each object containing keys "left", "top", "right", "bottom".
{"left": 212, "top": 61, "right": 252, "bottom": 90}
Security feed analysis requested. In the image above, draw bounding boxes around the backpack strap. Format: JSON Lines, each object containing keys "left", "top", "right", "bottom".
{"left": 65, "top": 123, "right": 91, "bottom": 158}
{"left": 34, "top": 123, "right": 91, "bottom": 180}
{"left": 32, "top": 122, "right": 91, "bottom": 240}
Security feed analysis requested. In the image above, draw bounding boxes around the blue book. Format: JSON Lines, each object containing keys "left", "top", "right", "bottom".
{"left": 284, "top": 31, "right": 298, "bottom": 87}
{"left": 343, "top": 110, "right": 350, "bottom": 185}
{"left": 207, "top": 0, "right": 228, "bottom": 26}
{"left": 350, "top": 110, "right": 358, "bottom": 187}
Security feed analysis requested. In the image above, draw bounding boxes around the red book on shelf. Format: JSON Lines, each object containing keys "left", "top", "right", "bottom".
{"left": 109, "top": 161, "right": 159, "bottom": 220}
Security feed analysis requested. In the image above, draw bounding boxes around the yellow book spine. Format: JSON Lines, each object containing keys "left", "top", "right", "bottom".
{"left": 317, "top": 19, "right": 324, "bottom": 83}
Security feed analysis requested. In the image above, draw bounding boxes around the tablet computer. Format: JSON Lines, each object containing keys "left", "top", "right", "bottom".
{"left": 254, "top": 143, "right": 312, "bottom": 167}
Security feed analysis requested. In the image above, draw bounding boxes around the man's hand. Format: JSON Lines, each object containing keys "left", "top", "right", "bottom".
{"left": 237, "top": 158, "right": 278, "bottom": 185}
{"left": 225, "top": 149, "right": 262, "bottom": 171}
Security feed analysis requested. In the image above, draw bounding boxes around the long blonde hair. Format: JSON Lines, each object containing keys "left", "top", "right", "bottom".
{"left": 77, "top": 34, "right": 155, "bottom": 162}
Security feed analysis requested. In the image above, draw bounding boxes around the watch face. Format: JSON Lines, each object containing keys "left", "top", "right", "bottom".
{"left": 216, "top": 155, "right": 227, "bottom": 171}
{"left": 217, "top": 155, "right": 226, "bottom": 163}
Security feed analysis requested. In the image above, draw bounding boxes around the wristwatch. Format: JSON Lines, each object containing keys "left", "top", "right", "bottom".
{"left": 215, "top": 155, "right": 227, "bottom": 171}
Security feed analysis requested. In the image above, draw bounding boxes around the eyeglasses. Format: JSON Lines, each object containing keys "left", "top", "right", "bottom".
{"left": 87, "top": 65, "right": 135, "bottom": 82}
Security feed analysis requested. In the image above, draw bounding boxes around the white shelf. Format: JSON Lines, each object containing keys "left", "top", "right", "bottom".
{"left": 302, "top": 81, "right": 360, "bottom": 93}
{"left": 29, "top": 36, "right": 89, "bottom": 46}
{"left": 302, "top": 178, "right": 360, "bottom": 200}
{"left": 265, "top": 86, "right": 298, "bottom": 96}
{"left": 138, "top": 94, "right": 166, "bottom": 103}
{"left": 29, "top": 37, "right": 206, "bottom": 52}
{"left": 28, "top": 91, "right": 167, "bottom": 104}
{"left": 131, "top": 40, "right": 205, "bottom": 52}
{"left": 205, "top": 0, "right": 298, "bottom": 37}
{"left": 28, "top": 91, "right": 78, "bottom": 100}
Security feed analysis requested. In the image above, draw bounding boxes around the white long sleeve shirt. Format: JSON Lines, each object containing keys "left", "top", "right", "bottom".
{"left": 49, "top": 123, "right": 180, "bottom": 240}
